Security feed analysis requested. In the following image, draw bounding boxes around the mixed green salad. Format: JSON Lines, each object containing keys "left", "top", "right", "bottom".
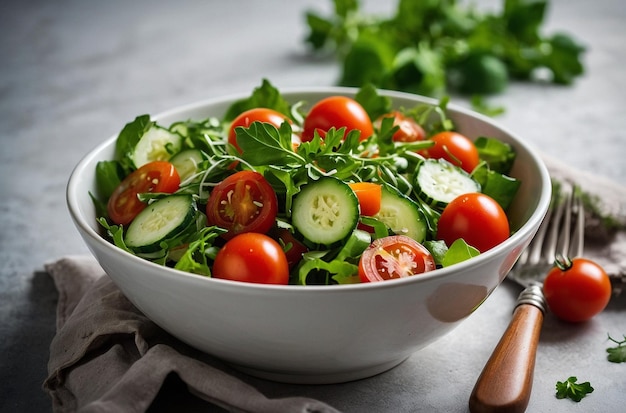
{"left": 93, "top": 80, "right": 520, "bottom": 285}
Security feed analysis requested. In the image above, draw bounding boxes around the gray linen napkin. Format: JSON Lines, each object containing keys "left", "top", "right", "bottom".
{"left": 43, "top": 256, "right": 342, "bottom": 413}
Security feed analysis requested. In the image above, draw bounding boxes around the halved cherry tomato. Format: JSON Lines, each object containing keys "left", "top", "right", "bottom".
{"left": 358, "top": 235, "right": 436, "bottom": 282}
{"left": 206, "top": 170, "right": 278, "bottom": 239}
{"left": 213, "top": 232, "right": 289, "bottom": 284}
{"left": 349, "top": 182, "right": 382, "bottom": 216}
{"left": 437, "top": 192, "right": 509, "bottom": 253}
{"left": 228, "top": 108, "right": 290, "bottom": 153}
{"left": 420, "top": 131, "right": 479, "bottom": 173}
{"left": 543, "top": 256, "right": 612, "bottom": 322}
{"left": 374, "top": 111, "right": 425, "bottom": 142}
{"left": 107, "top": 161, "right": 180, "bottom": 225}
{"left": 302, "top": 96, "right": 374, "bottom": 142}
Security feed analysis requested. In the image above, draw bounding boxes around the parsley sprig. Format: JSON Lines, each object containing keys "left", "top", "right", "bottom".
{"left": 606, "top": 334, "right": 626, "bottom": 363}
{"left": 555, "top": 376, "right": 594, "bottom": 402}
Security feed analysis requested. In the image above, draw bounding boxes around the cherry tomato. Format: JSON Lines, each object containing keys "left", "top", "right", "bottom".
{"left": 206, "top": 170, "right": 278, "bottom": 239}
{"left": 213, "top": 232, "right": 289, "bottom": 284}
{"left": 302, "top": 96, "right": 374, "bottom": 142}
{"left": 107, "top": 161, "right": 180, "bottom": 225}
{"left": 437, "top": 192, "right": 509, "bottom": 253}
{"left": 349, "top": 182, "right": 382, "bottom": 216}
{"left": 272, "top": 228, "right": 309, "bottom": 269}
{"left": 374, "top": 111, "right": 425, "bottom": 142}
{"left": 358, "top": 235, "right": 436, "bottom": 282}
{"left": 228, "top": 108, "right": 290, "bottom": 153}
{"left": 420, "top": 131, "right": 480, "bottom": 173}
{"left": 543, "top": 256, "right": 612, "bottom": 322}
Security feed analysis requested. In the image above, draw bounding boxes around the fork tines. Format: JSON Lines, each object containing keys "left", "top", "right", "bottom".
{"left": 513, "top": 181, "right": 585, "bottom": 283}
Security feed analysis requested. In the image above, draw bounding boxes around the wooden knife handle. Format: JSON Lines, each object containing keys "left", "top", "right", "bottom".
{"left": 469, "top": 300, "right": 544, "bottom": 413}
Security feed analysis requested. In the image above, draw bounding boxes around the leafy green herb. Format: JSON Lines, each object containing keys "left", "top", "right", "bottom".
{"left": 441, "top": 239, "right": 480, "bottom": 267}
{"left": 305, "top": 0, "right": 586, "bottom": 103}
{"left": 222, "top": 78, "right": 292, "bottom": 121}
{"left": 606, "top": 334, "right": 626, "bottom": 363}
{"left": 555, "top": 376, "right": 594, "bottom": 402}
{"left": 115, "top": 114, "right": 153, "bottom": 170}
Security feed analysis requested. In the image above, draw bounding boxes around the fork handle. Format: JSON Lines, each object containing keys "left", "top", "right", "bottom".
{"left": 469, "top": 298, "right": 545, "bottom": 413}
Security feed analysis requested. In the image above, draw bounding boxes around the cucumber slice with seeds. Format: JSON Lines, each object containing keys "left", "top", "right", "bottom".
{"left": 292, "top": 177, "right": 359, "bottom": 245}
{"left": 415, "top": 158, "right": 480, "bottom": 210}
{"left": 131, "top": 126, "right": 182, "bottom": 168}
{"left": 125, "top": 195, "right": 195, "bottom": 252}
{"left": 375, "top": 186, "right": 427, "bottom": 242}
{"left": 169, "top": 149, "right": 205, "bottom": 183}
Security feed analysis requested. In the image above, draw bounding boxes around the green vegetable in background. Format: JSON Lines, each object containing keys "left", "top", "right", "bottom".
{"left": 555, "top": 376, "right": 594, "bottom": 402}
{"left": 305, "top": 0, "right": 586, "bottom": 100}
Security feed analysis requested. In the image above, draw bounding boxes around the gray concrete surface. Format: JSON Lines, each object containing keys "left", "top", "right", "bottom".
{"left": 1, "top": 0, "right": 625, "bottom": 411}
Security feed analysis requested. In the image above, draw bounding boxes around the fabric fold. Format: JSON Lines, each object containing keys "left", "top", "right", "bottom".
{"left": 43, "top": 257, "right": 341, "bottom": 413}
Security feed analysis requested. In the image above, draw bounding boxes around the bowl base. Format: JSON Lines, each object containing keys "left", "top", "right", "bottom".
{"left": 230, "top": 356, "right": 410, "bottom": 384}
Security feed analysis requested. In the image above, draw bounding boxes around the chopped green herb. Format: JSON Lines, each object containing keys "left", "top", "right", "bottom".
{"left": 555, "top": 376, "right": 594, "bottom": 402}
{"left": 606, "top": 334, "right": 626, "bottom": 363}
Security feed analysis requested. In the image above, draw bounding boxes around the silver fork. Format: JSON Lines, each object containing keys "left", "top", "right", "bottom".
{"left": 469, "top": 182, "right": 584, "bottom": 413}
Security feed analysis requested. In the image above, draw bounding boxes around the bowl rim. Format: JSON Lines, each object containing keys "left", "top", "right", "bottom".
{"left": 67, "top": 86, "right": 552, "bottom": 293}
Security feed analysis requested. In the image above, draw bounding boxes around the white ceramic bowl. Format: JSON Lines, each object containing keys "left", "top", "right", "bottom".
{"left": 67, "top": 87, "right": 551, "bottom": 384}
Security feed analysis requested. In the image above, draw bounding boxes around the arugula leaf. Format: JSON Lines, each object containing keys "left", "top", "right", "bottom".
{"left": 354, "top": 83, "right": 392, "bottom": 124}
{"left": 296, "top": 229, "right": 370, "bottom": 285}
{"left": 473, "top": 136, "right": 516, "bottom": 174}
{"left": 237, "top": 121, "right": 305, "bottom": 166}
{"left": 115, "top": 114, "right": 153, "bottom": 170}
{"left": 606, "top": 334, "right": 626, "bottom": 363}
{"left": 174, "top": 226, "right": 225, "bottom": 276}
{"left": 555, "top": 376, "right": 594, "bottom": 402}
{"left": 423, "top": 240, "right": 448, "bottom": 267}
{"left": 98, "top": 218, "right": 132, "bottom": 253}
{"left": 441, "top": 238, "right": 480, "bottom": 267}
{"left": 94, "top": 160, "right": 124, "bottom": 200}
{"left": 222, "top": 79, "right": 292, "bottom": 121}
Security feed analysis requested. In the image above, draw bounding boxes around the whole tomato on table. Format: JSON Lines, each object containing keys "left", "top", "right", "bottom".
{"left": 543, "top": 256, "right": 612, "bottom": 322}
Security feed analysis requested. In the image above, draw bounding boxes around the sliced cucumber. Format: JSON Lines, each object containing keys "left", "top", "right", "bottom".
{"left": 125, "top": 195, "right": 196, "bottom": 252}
{"left": 131, "top": 125, "right": 182, "bottom": 168}
{"left": 292, "top": 177, "right": 359, "bottom": 245}
{"left": 375, "top": 185, "right": 428, "bottom": 242}
{"left": 169, "top": 149, "right": 205, "bottom": 183}
{"left": 414, "top": 158, "right": 480, "bottom": 210}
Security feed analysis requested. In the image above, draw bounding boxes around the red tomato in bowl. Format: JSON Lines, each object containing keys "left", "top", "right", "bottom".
{"left": 420, "top": 131, "right": 479, "bottom": 173}
{"left": 213, "top": 232, "right": 289, "bottom": 284}
{"left": 543, "top": 257, "right": 612, "bottom": 322}
{"left": 228, "top": 108, "right": 290, "bottom": 153}
{"left": 375, "top": 111, "right": 425, "bottom": 142}
{"left": 358, "top": 235, "right": 436, "bottom": 282}
{"left": 437, "top": 192, "right": 510, "bottom": 253}
{"left": 302, "top": 96, "right": 374, "bottom": 142}
{"left": 206, "top": 170, "right": 278, "bottom": 239}
{"left": 107, "top": 161, "right": 180, "bottom": 225}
